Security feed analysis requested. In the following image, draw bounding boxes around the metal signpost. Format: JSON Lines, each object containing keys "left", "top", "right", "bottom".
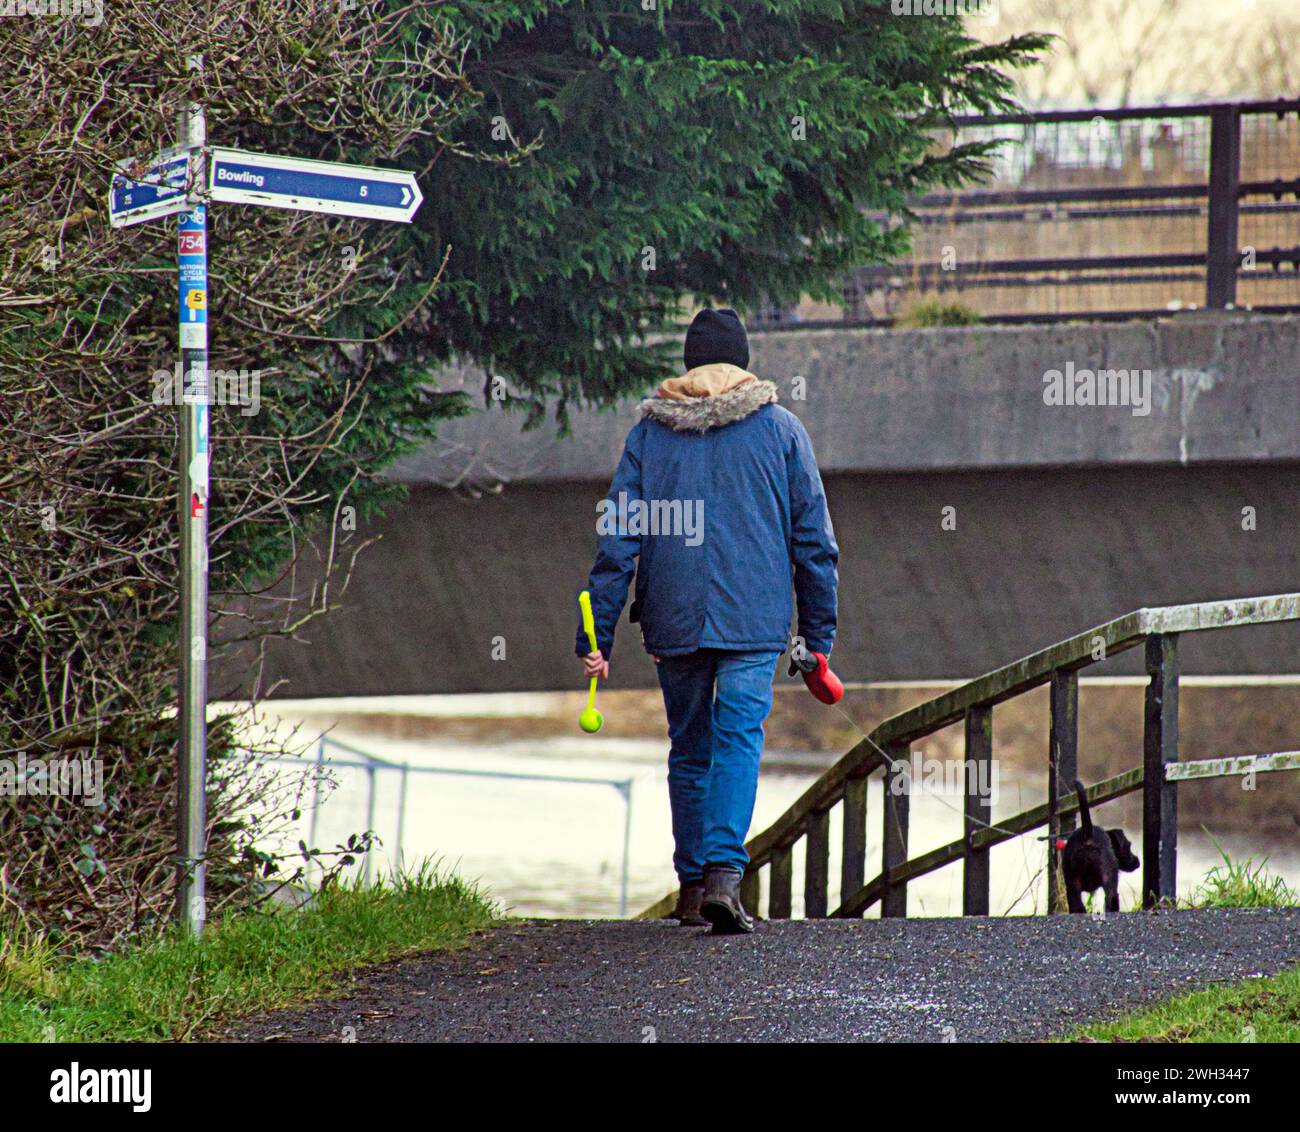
{"left": 108, "top": 62, "right": 424, "bottom": 934}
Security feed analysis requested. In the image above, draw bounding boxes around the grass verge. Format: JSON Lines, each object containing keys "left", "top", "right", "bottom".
{"left": 1071, "top": 965, "right": 1300, "bottom": 1042}
{"left": 0, "top": 863, "right": 496, "bottom": 1042}
{"left": 1073, "top": 846, "right": 1300, "bottom": 1042}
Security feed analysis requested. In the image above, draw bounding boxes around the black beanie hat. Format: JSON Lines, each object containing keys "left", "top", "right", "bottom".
{"left": 683, "top": 307, "right": 750, "bottom": 371}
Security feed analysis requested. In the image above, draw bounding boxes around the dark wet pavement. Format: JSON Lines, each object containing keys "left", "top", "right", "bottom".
{"left": 222, "top": 908, "right": 1300, "bottom": 1043}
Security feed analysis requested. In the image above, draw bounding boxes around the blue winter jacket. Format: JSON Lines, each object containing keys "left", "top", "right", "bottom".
{"left": 575, "top": 364, "right": 838, "bottom": 661}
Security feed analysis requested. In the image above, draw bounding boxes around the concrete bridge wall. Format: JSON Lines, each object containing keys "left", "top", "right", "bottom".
{"left": 220, "top": 314, "right": 1300, "bottom": 698}
{"left": 388, "top": 312, "right": 1300, "bottom": 485}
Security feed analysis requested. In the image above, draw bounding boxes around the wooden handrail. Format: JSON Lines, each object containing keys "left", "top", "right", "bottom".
{"left": 874, "top": 594, "right": 1300, "bottom": 749}
{"left": 636, "top": 594, "right": 1300, "bottom": 921}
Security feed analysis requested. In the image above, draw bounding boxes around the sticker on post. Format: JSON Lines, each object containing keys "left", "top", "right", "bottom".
{"left": 188, "top": 452, "right": 210, "bottom": 497}
{"left": 181, "top": 360, "right": 208, "bottom": 403}
{"left": 180, "top": 324, "right": 207, "bottom": 350}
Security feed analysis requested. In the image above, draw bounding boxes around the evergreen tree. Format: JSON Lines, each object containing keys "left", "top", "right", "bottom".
{"left": 376, "top": 1, "right": 1046, "bottom": 425}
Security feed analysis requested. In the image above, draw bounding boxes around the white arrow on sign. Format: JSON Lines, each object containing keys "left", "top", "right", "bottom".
{"left": 109, "top": 149, "right": 192, "bottom": 228}
{"left": 207, "top": 147, "right": 424, "bottom": 223}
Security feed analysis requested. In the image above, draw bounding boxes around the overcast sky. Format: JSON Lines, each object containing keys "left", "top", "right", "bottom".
{"left": 975, "top": 0, "right": 1298, "bottom": 108}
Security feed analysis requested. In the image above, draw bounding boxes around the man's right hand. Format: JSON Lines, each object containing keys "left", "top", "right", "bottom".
{"left": 582, "top": 651, "right": 609, "bottom": 680}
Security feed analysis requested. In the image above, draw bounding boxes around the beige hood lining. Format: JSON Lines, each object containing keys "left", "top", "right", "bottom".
{"left": 655, "top": 363, "right": 757, "bottom": 401}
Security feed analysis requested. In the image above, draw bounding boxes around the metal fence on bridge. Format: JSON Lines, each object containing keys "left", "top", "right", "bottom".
{"left": 756, "top": 99, "right": 1300, "bottom": 327}
{"left": 269, "top": 735, "right": 635, "bottom": 916}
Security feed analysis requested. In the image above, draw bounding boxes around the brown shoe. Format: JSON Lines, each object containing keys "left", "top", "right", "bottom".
{"left": 701, "top": 865, "right": 754, "bottom": 934}
{"left": 672, "top": 882, "right": 708, "bottom": 926}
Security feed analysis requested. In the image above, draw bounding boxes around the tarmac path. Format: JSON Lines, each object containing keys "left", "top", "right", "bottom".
{"left": 222, "top": 908, "right": 1300, "bottom": 1043}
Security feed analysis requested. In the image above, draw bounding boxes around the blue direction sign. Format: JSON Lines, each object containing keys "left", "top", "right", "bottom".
{"left": 109, "top": 150, "right": 191, "bottom": 228}
{"left": 207, "top": 147, "right": 423, "bottom": 223}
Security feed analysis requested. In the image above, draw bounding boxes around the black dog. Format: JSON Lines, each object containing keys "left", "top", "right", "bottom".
{"left": 1061, "top": 780, "right": 1140, "bottom": 913}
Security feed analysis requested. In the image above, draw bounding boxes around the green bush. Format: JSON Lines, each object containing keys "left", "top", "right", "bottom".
{"left": 897, "top": 299, "right": 985, "bottom": 328}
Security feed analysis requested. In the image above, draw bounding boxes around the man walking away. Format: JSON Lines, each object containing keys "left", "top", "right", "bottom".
{"left": 577, "top": 307, "right": 838, "bottom": 933}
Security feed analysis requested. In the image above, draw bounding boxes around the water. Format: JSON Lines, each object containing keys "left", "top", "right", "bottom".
{"left": 226, "top": 695, "right": 1300, "bottom": 919}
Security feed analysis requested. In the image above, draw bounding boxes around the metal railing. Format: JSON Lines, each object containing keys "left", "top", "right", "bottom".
{"left": 758, "top": 99, "right": 1300, "bottom": 326}
{"left": 639, "top": 594, "right": 1300, "bottom": 921}
{"left": 276, "top": 734, "right": 636, "bottom": 915}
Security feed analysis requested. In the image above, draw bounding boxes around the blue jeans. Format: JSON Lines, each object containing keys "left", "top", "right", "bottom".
{"left": 655, "top": 648, "right": 781, "bottom": 881}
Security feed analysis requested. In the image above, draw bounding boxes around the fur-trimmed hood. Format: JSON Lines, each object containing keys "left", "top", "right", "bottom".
{"left": 639, "top": 363, "right": 779, "bottom": 432}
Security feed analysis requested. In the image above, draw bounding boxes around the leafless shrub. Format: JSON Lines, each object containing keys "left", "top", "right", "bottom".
{"left": 0, "top": 1, "right": 511, "bottom": 948}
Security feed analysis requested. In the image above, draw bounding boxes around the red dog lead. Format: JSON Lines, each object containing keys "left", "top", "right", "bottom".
{"left": 788, "top": 649, "right": 844, "bottom": 705}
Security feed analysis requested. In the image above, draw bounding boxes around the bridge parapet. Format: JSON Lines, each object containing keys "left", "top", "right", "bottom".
{"left": 390, "top": 313, "right": 1300, "bottom": 490}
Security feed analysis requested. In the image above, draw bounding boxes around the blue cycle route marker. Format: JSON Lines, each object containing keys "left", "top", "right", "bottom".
{"left": 177, "top": 206, "right": 208, "bottom": 361}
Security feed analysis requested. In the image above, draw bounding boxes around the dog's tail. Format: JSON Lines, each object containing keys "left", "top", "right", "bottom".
{"left": 1073, "top": 779, "right": 1093, "bottom": 835}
